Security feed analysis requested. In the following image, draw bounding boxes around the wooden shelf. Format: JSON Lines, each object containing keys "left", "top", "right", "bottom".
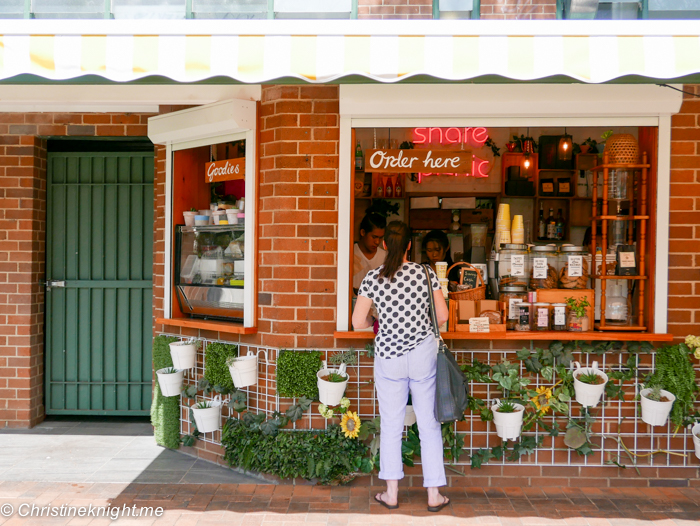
{"left": 333, "top": 331, "right": 673, "bottom": 342}
{"left": 592, "top": 163, "right": 651, "bottom": 170}
{"left": 595, "top": 324, "right": 647, "bottom": 332}
{"left": 156, "top": 317, "right": 257, "bottom": 335}
{"left": 596, "top": 275, "right": 647, "bottom": 280}
{"left": 592, "top": 215, "right": 650, "bottom": 221}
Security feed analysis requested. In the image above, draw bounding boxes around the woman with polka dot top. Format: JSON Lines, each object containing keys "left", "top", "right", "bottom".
{"left": 352, "top": 221, "right": 450, "bottom": 513}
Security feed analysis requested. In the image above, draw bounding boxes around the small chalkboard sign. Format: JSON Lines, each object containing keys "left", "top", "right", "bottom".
{"left": 460, "top": 268, "right": 480, "bottom": 290}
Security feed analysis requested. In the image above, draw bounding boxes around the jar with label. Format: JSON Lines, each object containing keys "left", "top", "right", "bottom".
{"left": 551, "top": 303, "right": 567, "bottom": 331}
{"left": 499, "top": 285, "right": 528, "bottom": 330}
{"left": 529, "top": 245, "right": 558, "bottom": 289}
{"left": 515, "top": 302, "right": 532, "bottom": 332}
{"left": 558, "top": 246, "right": 590, "bottom": 289}
{"left": 534, "top": 302, "right": 551, "bottom": 331}
{"left": 498, "top": 244, "right": 530, "bottom": 288}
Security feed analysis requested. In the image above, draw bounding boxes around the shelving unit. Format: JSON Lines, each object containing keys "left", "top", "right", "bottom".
{"left": 591, "top": 152, "right": 649, "bottom": 331}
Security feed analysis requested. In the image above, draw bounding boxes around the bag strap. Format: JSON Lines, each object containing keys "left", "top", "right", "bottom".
{"left": 422, "top": 264, "right": 442, "bottom": 341}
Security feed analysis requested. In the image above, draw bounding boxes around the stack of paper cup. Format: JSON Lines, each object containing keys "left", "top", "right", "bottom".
{"left": 511, "top": 215, "right": 525, "bottom": 244}
{"left": 439, "top": 279, "right": 449, "bottom": 299}
{"left": 495, "top": 203, "right": 511, "bottom": 248}
{"left": 435, "top": 262, "right": 448, "bottom": 280}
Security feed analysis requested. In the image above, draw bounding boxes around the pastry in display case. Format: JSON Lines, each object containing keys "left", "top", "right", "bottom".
{"left": 174, "top": 224, "right": 245, "bottom": 321}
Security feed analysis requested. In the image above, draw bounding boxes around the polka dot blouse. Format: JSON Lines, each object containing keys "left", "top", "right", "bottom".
{"left": 358, "top": 262, "right": 441, "bottom": 359}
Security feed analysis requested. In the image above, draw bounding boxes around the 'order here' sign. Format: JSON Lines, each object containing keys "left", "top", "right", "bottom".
{"left": 365, "top": 149, "right": 472, "bottom": 174}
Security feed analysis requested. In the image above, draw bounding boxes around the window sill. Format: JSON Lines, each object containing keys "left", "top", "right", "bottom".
{"left": 333, "top": 331, "right": 673, "bottom": 342}
{"left": 156, "top": 317, "right": 257, "bottom": 335}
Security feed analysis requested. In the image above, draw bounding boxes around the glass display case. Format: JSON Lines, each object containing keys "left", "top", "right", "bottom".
{"left": 174, "top": 224, "right": 245, "bottom": 321}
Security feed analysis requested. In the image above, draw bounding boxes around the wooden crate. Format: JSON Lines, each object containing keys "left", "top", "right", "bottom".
{"left": 537, "top": 289, "right": 594, "bottom": 325}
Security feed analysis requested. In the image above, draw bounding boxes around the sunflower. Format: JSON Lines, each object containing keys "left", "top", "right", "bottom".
{"left": 340, "top": 411, "right": 362, "bottom": 439}
{"left": 531, "top": 386, "right": 553, "bottom": 414}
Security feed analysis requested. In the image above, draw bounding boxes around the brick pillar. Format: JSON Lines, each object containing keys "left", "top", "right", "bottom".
{"left": 668, "top": 84, "right": 700, "bottom": 339}
{"left": 357, "top": 0, "right": 432, "bottom": 19}
{"left": 480, "top": 0, "right": 557, "bottom": 19}
{"left": 258, "top": 85, "right": 340, "bottom": 349}
{"left": 0, "top": 135, "right": 47, "bottom": 428}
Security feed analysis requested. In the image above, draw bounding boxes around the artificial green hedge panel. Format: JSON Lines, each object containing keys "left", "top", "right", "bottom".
{"left": 150, "top": 335, "right": 181, "bottom": 449}
{"left": 204, "top": 342, "right": 239, "bottom": 392}
{"left": 277, "top": 350, "right": 322, "bottom": 399}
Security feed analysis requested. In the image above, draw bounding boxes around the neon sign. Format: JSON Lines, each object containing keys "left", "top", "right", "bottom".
{"left": 412, "top": 127, "right": 491, "bottom": 182}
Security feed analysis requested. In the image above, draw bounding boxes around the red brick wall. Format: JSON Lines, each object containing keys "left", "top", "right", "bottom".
{"left": 668, "top": 84, "right": 700, "bottom": 340}
{"left": 0, "top": 112, "right": 153, "bottom": 428}
{"left": 480, "top": 0, "right": 557, "bottom": 19}
{"left": 357, "top": 0, "right": 432, "bottom": 19}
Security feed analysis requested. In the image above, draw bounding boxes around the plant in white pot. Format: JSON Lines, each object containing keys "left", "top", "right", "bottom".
{"left": 691, "top": 423, "right": 700, "bottom": 461}
{"left": 190, "top": 395, "right": 222, "bottom": 434}
{"left": 317, "top": 361, "right": 349, "bottom": 406}
{"left": 169, "top": 338, "right": 201, "bottom": 370}
{"left": 640, "top": 385, "right": 675, "bottom": 427}
{"left": 156, "top": 367, "right": 184, "bottom": 397}
{"left": 491, "top": 399, "right": 526, "bottom": 440}
{"left": 226, "top": 350, "right": 258, "bottom": 389}
{"left": 572, "top": 361, "right": 608, "bottom": 408}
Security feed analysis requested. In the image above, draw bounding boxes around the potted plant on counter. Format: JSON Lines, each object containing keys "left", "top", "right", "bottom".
{"left": 572, "top": 361, "right": 608, "bottom": 408}
{"left": 156, "top": 367, "right": 184, "bottom": 397}
{"left": 639, "top": 385, "right": 675, "bottom": 426}
{"left": 169, "top": 338, "right": 201, "bottom": 370}
{"left": 317, "top": 361, "right": 349, "bottom": 406}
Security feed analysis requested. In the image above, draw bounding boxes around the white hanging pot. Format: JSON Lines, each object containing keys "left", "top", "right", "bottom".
{"left": 640, "top": 388, "right": 675, "bottom": 427}
{"left": 691, "top": 423, "right": 700, "bottom": 461}
{"left": 404, "top": 405, "right": 417, "bottom": 426}
{"left": 228, "top": 351, "right": 258, "bottom": 389}
{"left": 156, "top": 368, "right": 184, "bottom": 397}
{"left": 191, "top": 395, "right": 222, "bottom": 434}
{"left": 491, "top": 399, "right": 525, "bottom": 441}
{"left": 317, "top": 361, "right": 349, "bottom": 407}
{"left": 572, "top": 361, "right": 608, "bottom": 408}
{"left": 169, "top": 341, "right": 197, "bottom": 370}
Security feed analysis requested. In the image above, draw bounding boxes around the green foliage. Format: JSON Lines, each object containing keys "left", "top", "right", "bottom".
{"left": 646, "top": 343, "right": 698, "bottom": 428}
{"left": 204, "top": 342, "right": 239, "bottom": 393}
{"left": 469, "top": 435, "right": 543, "bottom": 469}
{"left": 277, "top": 350, "right": 322, "bottom": 399}
{"left": 222, "top": 422, "right": 369, "bottom": 485}
{"left": 564, "top": 409, "right": 597, "bottom": 457}
{"left": 644, "top": 385, "right": 663, "bottom": 402}
{"left": 565, "top": 296, "right": 591, "bottom": 318}
{"left": 329, "top": 349, "right": 359, "bottom": 366}
{"left": 364, "top": 343, "right": 375, "bottom": 358}
{"left": 159, "top": 367, "right": 177, "bottom": 374}
{"left": 324, "top": 372, "right": 347, "bottom": 383}
{"left": 577, "top": 371, "right": 605, "bottom": 385}
{"left": 193, "top": 400, "right": 213, "bottom": 410}
{"left": 150, "top": 335, "right": 181, "bottom": 450}
{"left": 364, "top": 199, "right": 400, "bottom": 219}
{"left": 496, "top": 400, "right": 518, "bottom": 413}
{"left": 485, "top": 137, "right": 501, "bottom": 157}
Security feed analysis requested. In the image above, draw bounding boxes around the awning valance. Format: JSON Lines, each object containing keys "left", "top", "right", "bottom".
{"left": 1, "top": 20, "right": 699, "bottom": 85}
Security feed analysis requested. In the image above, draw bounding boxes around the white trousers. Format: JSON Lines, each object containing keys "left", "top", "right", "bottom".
{"left": 374, "top": 335, "right": 447, "bottom": 487}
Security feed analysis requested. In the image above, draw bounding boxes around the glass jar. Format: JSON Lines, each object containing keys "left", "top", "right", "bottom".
{"left": 534, "top": 302, "right": 551, "bottom": 331}
{"left": 500, "top": 285, "right": 528, "bottom": 330}
{"left": 558, "top": 246, "right": 590, "bottom": 289}
{"left": 551, "top": 303, "right": 567, "bottom": 331}
{"left": 498, "top": 244, "right": 530, "bottom": 288}
{"left": 515, "top": 302, "right": 532, "bottom": 332}
{"left": 529, "top": 245, "right": 558, "bottom": 290}
{"left": 567, "top": 310, "right": 589, "bottom": 332}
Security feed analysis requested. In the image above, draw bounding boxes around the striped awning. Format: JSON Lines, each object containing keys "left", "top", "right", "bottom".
{"left": 1, "top": 20, "right": 700, "bottom": 84}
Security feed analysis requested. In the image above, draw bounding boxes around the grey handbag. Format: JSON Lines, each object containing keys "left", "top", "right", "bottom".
{"left": 423, "top": 265, "right": 469, "bottom": 423}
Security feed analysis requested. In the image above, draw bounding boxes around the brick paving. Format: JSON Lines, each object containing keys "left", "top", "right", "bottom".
{"left": 1, "top": 482, "right": 700, "bottom": 525}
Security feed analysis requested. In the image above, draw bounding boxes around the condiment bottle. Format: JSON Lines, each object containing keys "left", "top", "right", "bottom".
{"left": 385, "top": 177, "right": 393, "bottom": 198}
{"left": 395, "top": 176, "right": 402, "bottom": 197}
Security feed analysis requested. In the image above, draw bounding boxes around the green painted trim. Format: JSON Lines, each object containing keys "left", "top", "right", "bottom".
{"left": 556, "top": 0, "right": 564, "bottom": 19}
{"left": 268, "top": 0, "right": 275, "bottom": 19}
{"left": 432, "top": 0, "right": 439, "bottom": 19}
{"left": 46, "top": 410, "right": 151, "bottom": 415}
{"left": 104, "top": 0, "right": 112, "bottom": 19}
{"left": 640, "top": 0, "right": 649, "bottom": 19}
{"left": 351, "top": 0, "right": 358, "bottom": 19}
{"left": 186, "top": 0, "right": 193, "bottom": 19}
{"left": 471, "top": 0, "right": 481, "bottom": 19}
{"left": 58, "top": 280, "right": 153, "bottom": 288}
{"left": 24, "top": 0, "right": 32, "bottom": 18}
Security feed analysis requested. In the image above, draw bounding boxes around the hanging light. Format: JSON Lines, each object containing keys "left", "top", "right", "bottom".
{"left": 558, "top": 128, "right": 573, "bottom": 161}
{"left": 522, "top": 127, "right": 532, "bottom": 175}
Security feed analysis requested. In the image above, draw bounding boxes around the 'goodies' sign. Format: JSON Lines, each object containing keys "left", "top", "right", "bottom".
{"left": 205, "top": 158, "right": 246, "bottom": 183}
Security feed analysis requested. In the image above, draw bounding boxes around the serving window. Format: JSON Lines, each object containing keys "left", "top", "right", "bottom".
{"left": 346, "top": 124, "right": 662, "bottom": 339}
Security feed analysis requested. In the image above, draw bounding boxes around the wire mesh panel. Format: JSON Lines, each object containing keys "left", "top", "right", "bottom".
{"left": 164, "top": 336, "right": 700, "bottom": 469}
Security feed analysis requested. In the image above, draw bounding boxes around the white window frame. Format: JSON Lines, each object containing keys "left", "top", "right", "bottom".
{"left": 148, "top": 98, "right": 258, "bottom": 327}
{"left": 338, "top": 84, "right": 683, "bottom": 334}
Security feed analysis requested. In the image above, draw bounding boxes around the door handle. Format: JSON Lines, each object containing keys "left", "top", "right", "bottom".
{"left": 45, "top": 280, "right": 66, "bottom": 291}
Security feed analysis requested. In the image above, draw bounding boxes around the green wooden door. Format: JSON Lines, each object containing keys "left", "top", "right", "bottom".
{"left": 46, "top": 151, "right": 154, "bottom": 415}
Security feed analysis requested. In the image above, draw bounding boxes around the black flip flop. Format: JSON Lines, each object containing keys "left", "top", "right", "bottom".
{"left": 374, "top": 494, "right": 399, "bottom": 510}
{"left": 427, "top": 495, "right": 450, "bottom": 513}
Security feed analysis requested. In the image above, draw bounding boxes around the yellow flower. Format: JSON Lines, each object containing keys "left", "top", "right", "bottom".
{"left": 340, "top": 411, "right": 361, "bottom": 439}
{"left": 531, "top": 386, "right": 553, "bottom": 415}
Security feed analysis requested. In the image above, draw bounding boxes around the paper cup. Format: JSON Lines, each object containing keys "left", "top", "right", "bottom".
{"left": 435, "top": 262, "right": 448, "bottom": 279}
{"left": 499, "top": 231, "right": 511, "bottom": 244}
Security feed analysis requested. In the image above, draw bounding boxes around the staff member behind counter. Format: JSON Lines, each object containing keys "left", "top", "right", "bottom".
{"left": 353, "top": 213, "right": 387, "bottom": 294}
{"left": 422, "top": 230, "right": 462, "bottom": 284}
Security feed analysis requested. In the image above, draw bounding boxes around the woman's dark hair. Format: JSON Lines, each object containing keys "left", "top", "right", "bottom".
{"left": 360, "top": 213, "right": 386, "bottom": 235}
{"left": 422, "top": 230, "right": 454, "bottom": 266}
{"left": 380, "top": 221, "right": 411, "bottom": 279}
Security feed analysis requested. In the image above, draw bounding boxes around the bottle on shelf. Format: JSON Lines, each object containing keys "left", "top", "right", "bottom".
{"left": 546, "top": 208, "right": 556, "bottom": 240}
{"left": 385, "top": 177, "right": 393, "bottom": 198}
{"left": 355, "top": 142, "right": 364, "bottom": 171}
{"left": 537, "top": 205, "right": 546, "bottom": 240}
{"left": 375, "top": 180, "right": 383, "bottom": 198}
{"left": 555, "top": 208, "right": 566, "bottom": 240}
{"left": 395, "top": 176, "right": 402, "bottom": 198}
